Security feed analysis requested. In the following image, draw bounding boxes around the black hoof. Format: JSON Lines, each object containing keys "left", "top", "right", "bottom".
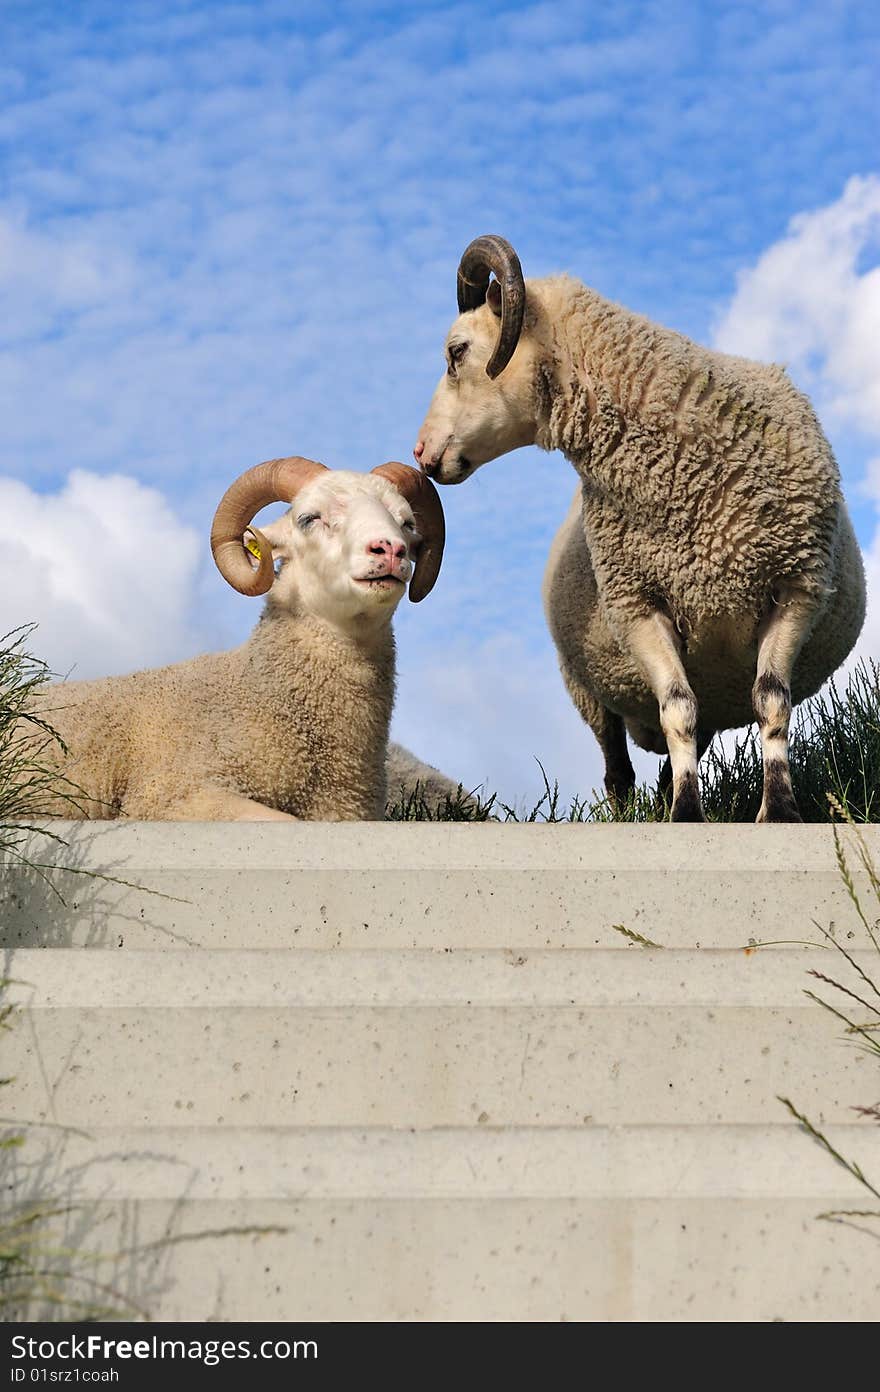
{"left": 604, "top": 778, "right": 635, "bottom": 810}
{"left": 759, "top": 761, "right": 802, "bottom": 822}
{"left": 757, "top": 800, "right": 803, "bottom": 824}
{"left": 670, "top": 774, "right": 706, "bottom": 823}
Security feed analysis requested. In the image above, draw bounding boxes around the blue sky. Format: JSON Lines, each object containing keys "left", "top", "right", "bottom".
{"left": 2, "top": 0, "right": 879, "bottom": 805}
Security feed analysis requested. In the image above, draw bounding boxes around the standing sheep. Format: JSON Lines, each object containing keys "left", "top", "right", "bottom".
{"left": 414, "top": 235, "right": 865, "bottom": 822}
{"left": 31, "top": 456, "right": 445, "bottom": 821}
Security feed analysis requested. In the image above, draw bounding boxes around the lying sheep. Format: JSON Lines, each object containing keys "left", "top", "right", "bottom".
{"left": 32, "top": 456, "right": 445, "bottom": 821}
{"left": 414, "top": 235, "right": 865, "bottom": 821}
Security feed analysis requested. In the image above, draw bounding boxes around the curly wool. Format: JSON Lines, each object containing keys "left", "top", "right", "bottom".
{"left": 33, "top": 608, "right": 396, "bottom": 821}
{"left": 534, "top": 276, "right": 847, "bottom": 633}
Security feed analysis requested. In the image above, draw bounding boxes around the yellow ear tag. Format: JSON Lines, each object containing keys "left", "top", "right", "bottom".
{"left": 245, "top": 535, "right": 262, "bottom": 562}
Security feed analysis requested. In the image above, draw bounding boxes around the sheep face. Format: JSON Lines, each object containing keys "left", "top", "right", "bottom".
{"left": 258, "top": 472, "right": 417, "bottom": 630}
{"left": 415, "top": 299, "right": 539, "bottom": 484}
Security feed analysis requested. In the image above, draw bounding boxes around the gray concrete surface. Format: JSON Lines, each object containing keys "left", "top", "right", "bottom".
{"left": 2, "top": 820, "right": 879, "bottom": 1321}
{"left": 3, "top": 1000, "right": 871, "bottom": 1127}
{"left": 2, "top": 821, "right": 878, "bottom": 950}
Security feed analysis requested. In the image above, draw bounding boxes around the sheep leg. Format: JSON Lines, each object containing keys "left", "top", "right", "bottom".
{"left": 597, "top": 708, "right": 636, "bottom": 808}
{"left": 166, "top": 785, "right": 299, "bottom": 821}
{"left": 627, "top": 613, "right": 705, "bottom": 822}
{"left": 560, "top": 668, "right": 635, "bottom": 806}
{"left": 753, "top": 592, "right": 811, "bottom": 823}
{"left": 227, "top": 799, "right": 299, "bottom": 823}
{"left": 657, "top": 755, "right": 673, "bottom": 808}
{"left": 656, "top": 727, "right": 713, "bottom": 815}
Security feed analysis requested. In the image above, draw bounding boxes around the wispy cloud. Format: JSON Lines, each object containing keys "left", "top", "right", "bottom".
{"left": 0, "top": 470, "right": 211, "bottom": 680}
{"left": 713, "top": 174, "right": 880, "bottom": 441}
{"left": 3, "top": 2, "right": 878, "bottom": 494}
{"left": 1, "top": 3, "right": 878, "bottom": 803}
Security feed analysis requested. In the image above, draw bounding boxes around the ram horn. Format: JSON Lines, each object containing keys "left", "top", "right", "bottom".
{"left": 210, "top": 456, "right": 329, "bottom": 596}
{"left": 456, "top": 234, "right": 525, "bottom": 379}
{"left": 371, "top": 461, "right": 446, "bottom": 603}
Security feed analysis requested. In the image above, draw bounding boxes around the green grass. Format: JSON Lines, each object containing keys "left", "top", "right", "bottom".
{"left": 780, "top": 809, "right": 880, "bottom": 1228}
{"left": 386, "top": 661, "right": 880, "bottom": 823}
{"left": 0, "top": 624, "right": 86, "bottom": 863}
{"left": 385, "top": 761, "right": 667, "bottom": 823}
{"left": 0, "top": 627, "right": 163, "bottom": 1318}
{"left": 701, "top": 663, "right": 880, "bottom": 823}
{"left": 0, "top": 627, "right": 126, "bottom": 1318}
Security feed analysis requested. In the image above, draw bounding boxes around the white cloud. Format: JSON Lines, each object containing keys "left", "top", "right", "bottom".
{"left": 0, "top": 469, "right": 212, "bottom": 680}
{"left": 844, "top": 529, "right": 880, "bottom": 676}
{"left": 713, "top": 174, "right": 880, "bottom": 439}
{"left": 0, "top": 211, "right": 134, "bottom": 339}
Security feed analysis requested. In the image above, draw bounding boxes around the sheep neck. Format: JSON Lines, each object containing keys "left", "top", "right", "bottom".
{"left": 250, "top": 606, "right": 396, "bottom": 676}
{"left": 531, "top": 276, "right": 635, "bottom": 466}
{"left": 238, "top": 609, "right": 396, "bottom": 815}
{"left": 246, "top": 608, "right": 396, "bottom": 737}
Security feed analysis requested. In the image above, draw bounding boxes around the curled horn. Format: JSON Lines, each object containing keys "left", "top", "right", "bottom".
{"left": 210, "top": 456, "right": 329, "bottom": 596}
{"left": 371, "top": 462, "right": 446, "bottom": 603}
{"left": 456, "top": 234, "right": 525, "bottom": 380}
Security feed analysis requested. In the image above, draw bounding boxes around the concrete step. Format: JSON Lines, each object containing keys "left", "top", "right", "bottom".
{"left": 9, "top": 1128, "right": 880, "bottom": 1322}
{"left": 2, "top": 821, "right": 879, "bottom": 1321}
{"left": 13, "top": 1123, "right": 880, "bottom": 1201}
{"left": 6, "top": 945, "right": 873, "bottom": 1007}
{"left": 8, "top": 1195, "right": 878, "bottom": 1323}
{"left": 3, "top": 994, "right": 872, "bottom": 1128}
{"left": 2, "top": 821, "right": 877, "bottom": 949}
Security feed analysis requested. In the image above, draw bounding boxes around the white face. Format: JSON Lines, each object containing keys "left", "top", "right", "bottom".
{"left": 257, "top": 472, "right": 418, "bottom": 630}
{"left": 414, "top": 302, "right": 539, "bottom": 484}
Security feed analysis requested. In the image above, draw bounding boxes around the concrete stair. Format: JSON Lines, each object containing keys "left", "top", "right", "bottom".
{"left": 2, "top": 822, "right": 879, "bottom": 1321}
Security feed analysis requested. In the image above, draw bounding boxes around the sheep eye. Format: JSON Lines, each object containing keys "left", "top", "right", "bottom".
{"left": 297, "top": 512, "right": 320, "bottom": 530}
{"left": 402, "top": 519, "right": 416, "bottom": 532}
{"left": 447, "top": 341, "right": 469, "bottom": 375}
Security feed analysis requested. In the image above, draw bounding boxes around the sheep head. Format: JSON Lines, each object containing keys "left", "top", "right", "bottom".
{"left": 415, "top": 235, "right": 540, "bottom": 485}
{"left": 210, "top": 458, "right": 445, "bottom": 626}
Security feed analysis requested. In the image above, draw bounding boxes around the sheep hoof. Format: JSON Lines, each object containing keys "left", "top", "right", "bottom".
{"left": 756, "top": 801, "right": 803, "bottom": 824}
{"left": 670, "top": 803, "right": 708, "bottom": 823}
{"left": 604, "top": 777, "right": 635, "bottom": 811}
{"left": 670, "top": 775, "right": 706, "bottom": 823}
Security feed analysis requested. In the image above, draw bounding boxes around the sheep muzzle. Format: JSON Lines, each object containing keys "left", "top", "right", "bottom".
{"left": 370, "top": 462, "right": 446, "bottom": 603}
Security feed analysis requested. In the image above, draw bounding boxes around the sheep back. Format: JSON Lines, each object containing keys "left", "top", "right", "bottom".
{"left": 535, "top": 277, "right": 848, "bottom": 633}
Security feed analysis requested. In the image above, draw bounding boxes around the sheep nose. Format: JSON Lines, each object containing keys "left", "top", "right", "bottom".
{"left": 414, "top": 438, "right": 440, "bottom": 477}
{"left": 367, "top": 539, "right": 406, "bottom": 560}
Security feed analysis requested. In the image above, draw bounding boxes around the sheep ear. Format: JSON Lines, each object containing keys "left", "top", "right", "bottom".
{"left": 249, "top": 515, "right": 293, "bottom": 562}
{"left": 486, "top": 279, "right": 502, "bottom": 318}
